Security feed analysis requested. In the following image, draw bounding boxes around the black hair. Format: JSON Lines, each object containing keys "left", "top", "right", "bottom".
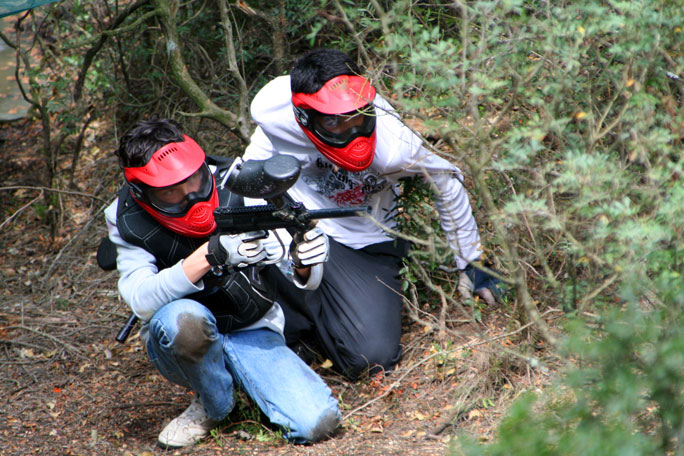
{"left": 115, "top": 118, "right": 185, "bottom": 168}
{"left": 290, "top": 49, "right": 362, "bottom": 94}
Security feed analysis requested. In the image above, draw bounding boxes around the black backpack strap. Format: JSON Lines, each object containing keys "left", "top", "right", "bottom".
{"left": 96, "top": 236, "right": 118, "bottom": 271}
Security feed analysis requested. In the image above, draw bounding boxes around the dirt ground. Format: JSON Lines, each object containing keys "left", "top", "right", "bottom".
{"left": 0, "top": 118, "right": 557, "bottom": 456}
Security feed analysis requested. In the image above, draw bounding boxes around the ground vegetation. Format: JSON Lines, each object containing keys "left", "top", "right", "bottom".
{"left": 0, "top": 1, "right": 682, "bottom": 455}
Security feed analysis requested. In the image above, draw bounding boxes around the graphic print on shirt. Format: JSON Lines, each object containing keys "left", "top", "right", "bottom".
{"left": 302, "top": 157, "right": 388, "bottom": 206}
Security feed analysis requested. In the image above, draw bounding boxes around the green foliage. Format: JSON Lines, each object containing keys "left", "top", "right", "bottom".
{"left": 13, "top": 0, "right": 683, "bottom": 451}
{"left": 395, "top": 175, "right": 457, "bottom": 307}
{"left": 220, "top": 389, "right": 285, "bottom": 445}
{"left": 331, "top": 0, "right": 684, "bottom": 453}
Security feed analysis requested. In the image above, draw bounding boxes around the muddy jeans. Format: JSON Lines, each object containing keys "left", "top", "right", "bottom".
{"left": 144, "top": 299, "right": 340, "bottom": 443}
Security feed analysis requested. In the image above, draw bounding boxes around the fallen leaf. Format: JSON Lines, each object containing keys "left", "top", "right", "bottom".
{"left": 413, "top": 411, "right": 428, "bottom": 421}
{"left": 468, "top": 409, "right": 483, "bottom": 419}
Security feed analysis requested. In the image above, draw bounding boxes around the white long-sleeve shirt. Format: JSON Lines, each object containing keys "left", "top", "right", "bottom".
{"left": 244, "top": 75, "right": 482, "bottom": 269}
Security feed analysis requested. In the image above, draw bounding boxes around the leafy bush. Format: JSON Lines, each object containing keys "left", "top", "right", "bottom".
{"left": 329, "top": 0, "right": 683, "bottom": 453}
{"left": 7, "top": 0, "right": 682, "bottom": 450}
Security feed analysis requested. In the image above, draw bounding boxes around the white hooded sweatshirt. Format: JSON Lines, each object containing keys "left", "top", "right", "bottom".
{"left": 243, "top": 75, "right": 482, "bottom": 270}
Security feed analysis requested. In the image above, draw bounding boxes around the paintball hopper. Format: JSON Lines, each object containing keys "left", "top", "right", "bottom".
{"left": 221, "top": 155, "right": 301, "bottom": 200}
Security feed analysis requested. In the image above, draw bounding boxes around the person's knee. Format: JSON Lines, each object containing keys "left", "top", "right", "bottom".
{"left": 296, "top": 408, "right": 340, "bottom": 443}
{"left": 150, "top": 300, "right": 218, "bottom": 363}
{"left": 174, "top": 311, "right": 217, "bottom": 362}
{"left": 342, "top": 341, "right": 402, "bottom": 379}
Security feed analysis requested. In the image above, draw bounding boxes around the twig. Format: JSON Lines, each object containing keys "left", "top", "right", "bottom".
{"left": 331, "top": 0, "right": 373, "bottom": 69}
{"left": 0, "top": 375, "right": 21, "bottom": 387}
{"left": 232, "top": 0, "right": 286, "bottom": 75}
{"left": 343, "top": 349, "right": 441, "bottom": 420}
{"left": 429, "top": 402, "right": 479, "bottom": 436}
{"left": 43, "top": 200, "right": 113, "bottom": 285}
{"left": 73, "top": 0, "right": 151, "bottom": 101}
{"left": 429, "top": 382, "right": 478, "bottom": 436}
{"left": 0, "top": 339, "right": 51, "bottom": 351}
{"left": 578, "top": 274, "right": 618, "bottom": 313}
{"left": 7, "top": 325, "right": 86, "bottom": 358}
{"left": 500, "top": 172, "right": 536, "bottom": 246}
{"left": 0, "top": 192, "right": 42, "bottom": 231}
{"left": 218, "top": 0, "right": 251, "bottom": 139}
{"left": 0, "top": 185, "right": 107, "bottom": 203}
{"left": 110, "top": 400, "right": 186, "bottom": 409}
{"left": 68, "top": 106, "right": 97, "bottom": 188}
{"left": 343, "top": 320, "right": 554, "bottom": 420}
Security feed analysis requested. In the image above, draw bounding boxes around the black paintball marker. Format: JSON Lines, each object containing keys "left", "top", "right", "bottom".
{"left": 214, "top": 154, "right": 369, "bottom": 235}
{"left": 115, "top": 155, "right": 369, "bottom": 343}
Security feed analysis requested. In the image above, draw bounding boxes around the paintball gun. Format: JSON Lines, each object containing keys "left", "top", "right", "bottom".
{"left": 214, "top": 154, "right": 369, "bottom": 235}
{"left": 115, "top": 155, "right": 369, "bottom": 343}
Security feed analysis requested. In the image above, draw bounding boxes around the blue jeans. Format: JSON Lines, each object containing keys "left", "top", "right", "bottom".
{"left": 145, "top": 299, "right": 340, "bottom": 443}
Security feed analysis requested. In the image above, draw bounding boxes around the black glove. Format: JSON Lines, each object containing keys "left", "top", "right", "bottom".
{"left": 458, "top": 261, "right": 506, "bottom": 305}
{"left": 206, "top": 231, "right": 268, "bottom": 269}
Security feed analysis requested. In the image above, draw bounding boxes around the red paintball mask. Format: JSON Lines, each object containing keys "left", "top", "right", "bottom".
{"left": 292, "top": 75, "right": 377, "bottom": 172}
{"left": 123, "top": 135, "right": 218, "bottom": 238}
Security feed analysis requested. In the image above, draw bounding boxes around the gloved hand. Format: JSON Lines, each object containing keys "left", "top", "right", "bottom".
{"left": 289, "top": 226, "right": 329, "bottom": 267}
{"left": 458, "top": 262, "right": 505, "bottom": 307}
{"left": 262, "top": 230, "right": 288, "bottom": 263}
{"left": 206, "top": 231, "right": 268, "bottom": 269}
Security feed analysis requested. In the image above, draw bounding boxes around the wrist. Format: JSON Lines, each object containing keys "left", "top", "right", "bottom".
{"left": 183, "top": 243, "right": 212, "bottom": 283}
{"left": 294, "top": 264, "right": 311, "bottom": 281}
{"left": 206, "top": 234, "right": 227, "bottom": 267}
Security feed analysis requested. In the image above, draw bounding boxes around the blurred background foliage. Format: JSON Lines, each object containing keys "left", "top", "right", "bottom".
{"left": 2, "top": 0, "right": 683, "bottom": 453}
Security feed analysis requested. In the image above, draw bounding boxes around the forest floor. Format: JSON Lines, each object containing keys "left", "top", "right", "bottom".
{"left": 0, "top": 117, "right": 561, "bottom": 456}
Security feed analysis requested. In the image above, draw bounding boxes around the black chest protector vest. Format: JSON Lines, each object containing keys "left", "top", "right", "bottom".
{"left": 115, "top": 156, "right": 275, "bottom": 333}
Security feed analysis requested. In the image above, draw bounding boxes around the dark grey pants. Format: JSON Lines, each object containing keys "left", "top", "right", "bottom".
{"left": 266, "top": 238, "right": 410, "bottom": 379}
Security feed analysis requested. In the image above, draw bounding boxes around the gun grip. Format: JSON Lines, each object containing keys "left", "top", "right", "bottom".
{"left": 115, "top": 314, "right": 138, "bottom": 343}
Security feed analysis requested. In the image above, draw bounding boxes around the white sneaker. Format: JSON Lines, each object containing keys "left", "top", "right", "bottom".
{"left": 158, "top": 396, "right": 220, "bottom": 448}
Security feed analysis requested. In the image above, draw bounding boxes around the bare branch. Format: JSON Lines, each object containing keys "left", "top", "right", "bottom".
{"left": 153, "top": 0, "right": 247, "bottom": 141}
{"left": 233, "top": 0, "right": 287, "bottom": 75}
{"left": 73, "top": 0, "right": 152, "bottom": 102}
{"left": 8, "top": 325, "right": 86, "bottom": 358}
{"left": 218, "top": 0, "right": 251, "bottom": 139}
{"left": 0, "top": 192, "right": 43, "bottom": 231}
{"left": 0, "top": 186, "right": 108, "bottom": 203}
{"left": 331, "top": 0, "right": 372, "bottom": 69}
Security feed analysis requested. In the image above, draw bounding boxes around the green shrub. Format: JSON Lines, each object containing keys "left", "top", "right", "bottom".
{"left": 329, "top": 0, "right": 683, "bottom": 453}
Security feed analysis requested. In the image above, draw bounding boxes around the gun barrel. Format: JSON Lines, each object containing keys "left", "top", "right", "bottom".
{"left": 214, "top": 204, "right": 370, "bottom": 234}
{"left": 302, "top": 206, "right": 371, "bottom": 221}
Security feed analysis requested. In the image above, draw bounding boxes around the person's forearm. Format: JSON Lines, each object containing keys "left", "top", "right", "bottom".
{"left": 182, "top": 242, "right": 212, "bottom": 283}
